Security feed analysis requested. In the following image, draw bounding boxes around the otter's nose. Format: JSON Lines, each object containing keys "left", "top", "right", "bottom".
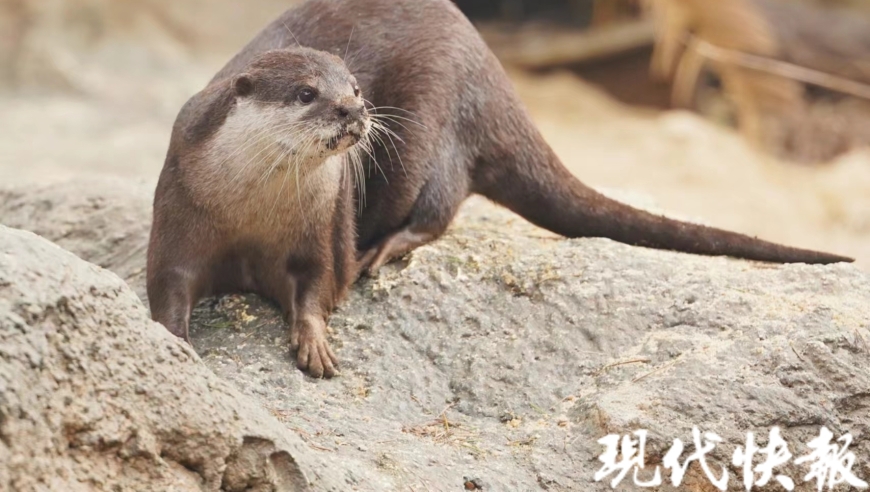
{"left": 336, "top": 103, "right": 365, "bottom": 121}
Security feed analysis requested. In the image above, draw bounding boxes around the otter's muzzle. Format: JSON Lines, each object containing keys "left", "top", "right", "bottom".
{"left": 327, "top": 102, "right": 368, "bottom": 151}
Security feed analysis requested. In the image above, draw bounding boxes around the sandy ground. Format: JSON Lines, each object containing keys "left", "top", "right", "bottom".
{"left": 1, "top": 52, "right": 868, "bottom": 270}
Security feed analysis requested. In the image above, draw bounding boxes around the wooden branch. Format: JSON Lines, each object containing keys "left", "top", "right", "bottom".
{"left": 479, "top": 19, "right": 656, "bottom": 69}
{"left": 692, "top": 37, "right": 870, "bottom": 101}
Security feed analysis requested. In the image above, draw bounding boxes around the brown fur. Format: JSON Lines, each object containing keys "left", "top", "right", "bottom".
{"left": 150, "top": 0, "right": 853, "bottom": 379}
{"left": 148, "top": 47, "right": 367, "bottom": 378}
{"left": 210, "top": 0, "right": 849, "bottom": 267}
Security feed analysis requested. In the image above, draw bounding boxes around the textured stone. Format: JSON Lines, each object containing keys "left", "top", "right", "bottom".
{"left": 3, "top": 178, "right": 869, "bottom": 491}
{"left": 0, "top": 225, "right": 347, "bottom": 491}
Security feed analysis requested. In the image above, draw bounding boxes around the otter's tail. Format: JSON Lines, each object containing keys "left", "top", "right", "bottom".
{"left": 471, "top": 118, "right": 852, "bottom": 265}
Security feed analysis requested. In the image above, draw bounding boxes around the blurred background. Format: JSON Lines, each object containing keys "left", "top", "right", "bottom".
{"left": 1, "top": 0, "right": 868, "bottom": 267}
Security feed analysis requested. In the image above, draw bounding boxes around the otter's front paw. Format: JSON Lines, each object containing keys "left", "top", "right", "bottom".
{"left": 290, "top": 317, "right": 339, "bottom": 378}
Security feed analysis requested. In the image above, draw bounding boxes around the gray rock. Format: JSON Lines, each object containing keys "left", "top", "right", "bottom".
{"left": 0, "top": 177, "right": 153, "bottom": 300}
{"left": 0, "top": 225, "right": 353, "bottom": 491}
{"left": 3, "top": 178, "right": 870, "bottom": 491}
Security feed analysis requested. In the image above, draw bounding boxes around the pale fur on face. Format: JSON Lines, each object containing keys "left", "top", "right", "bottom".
{"left": 211, "top": 99, "right": 367, "bottom": 177}
{"left": 185, "top": 98, "right": 369, "bottom": 238}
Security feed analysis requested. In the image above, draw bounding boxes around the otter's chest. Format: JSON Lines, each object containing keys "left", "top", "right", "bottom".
{"left": 214, "top": 158, "right": 345, "bottom": 243}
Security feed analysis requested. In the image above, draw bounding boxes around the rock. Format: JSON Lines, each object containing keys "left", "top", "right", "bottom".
{"left": 3, "top": 178, "right": 870, "bottom": 490}
{"left": 0, "top": 224, "right": 352, "bottom": 491}
{"left": 0, "top": 177, "right": 154, "bottom": 301}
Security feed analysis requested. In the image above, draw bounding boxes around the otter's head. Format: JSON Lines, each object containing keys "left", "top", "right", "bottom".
{"left": 230, "top": 48, "right": 371, "bottom": 159}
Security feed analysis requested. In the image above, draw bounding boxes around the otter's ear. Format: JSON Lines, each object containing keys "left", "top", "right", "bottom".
{"left": 233, "top": 74, "right": 254, "bottom": 97}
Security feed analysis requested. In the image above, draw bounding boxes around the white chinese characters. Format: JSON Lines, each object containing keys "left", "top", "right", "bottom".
{"left": 594, "top": 426, "right": 868, "bottom": 491}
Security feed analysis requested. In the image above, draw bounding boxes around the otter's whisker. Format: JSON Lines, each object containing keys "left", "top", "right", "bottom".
{"left": 282, "top": 21, "right": 302, "bottom": 47}
{"left": 258, "top": 124, "right": 311, "bottom": 185}
{"left": 362, "top": 131, "right": 390, "bottom": 181}
{"left": 365, "top": 104, "right": 417, "bottom": 115}
{"left": 343, "top": 44, "right": 366, "bottom": 73}
{"left": 291, "top": 131, "right": 319, "bottom": 227}
{"left": 256, "top": 130, "right": 297, "bottom": 186}
{"left": 226, "top": 122, "right": 311, "bottom": 184}
{"left": 370, "top": 119, "right": 406, "bottom": 145}
{"left": 348, "top": 147, "right": 367, "bottom": 215}
{"left": 368, "top": 114, "right": 414, "bottom": 135}
{"left": 268, "top": 146, "right": 294, "bottom": 221}
{"left": 362, "top": 139, "right": 387, "bottom": 182}
{"left": 370, "top": 122, "right": 407, "bottom": 177}
{"left": 368, "top": 110, "right": 425, "bottom": 126}
{"left": 230, "top": 138, "right": 280, "bottom": 186}
{"left": 231, "top": 120, "right": 309, "bottom": 163}
{"left": 365, "top": 104, "right": 427, "bottom": 129}
{"left": 258, "top": 137, "right": 291, "bottom": 186}
{"left": 344, "top": 26, "right": 355, "bottom": 61}
{"left": 355, "top": 151, "right": 368, "bottom": 213}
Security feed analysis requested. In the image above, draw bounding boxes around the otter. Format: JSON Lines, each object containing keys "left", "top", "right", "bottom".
{"left": 147, "top": 48, "right": 371, "bottom": 378}
{"left": 209, "top": 0, "right": 849, "bottom": 271}
{"left": 149, "top": 0, "right": 852, "bottom": 379}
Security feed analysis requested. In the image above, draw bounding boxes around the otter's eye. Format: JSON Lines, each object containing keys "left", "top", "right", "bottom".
{"left": 353, "top": 86, "right": 361, "bottom": 97}
{"left": 298, "top": 88, "right": 317, "bottom": 104}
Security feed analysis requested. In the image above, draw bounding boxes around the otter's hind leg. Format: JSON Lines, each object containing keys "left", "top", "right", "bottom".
{"left": 358, "top": 229, "right": 441, "bottom": 276}
{"left": 359, "top": 169, "right": 469, "bottom": 276}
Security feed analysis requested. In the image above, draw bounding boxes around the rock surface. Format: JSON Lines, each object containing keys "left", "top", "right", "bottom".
{"left": 2, "top": 178, "right": 870, "bottom": 491}
{"left": 0, "top": 224, "right": 352, "bottom": 491}
{"left": 0, "top": 178, "right": 154, "bottom": 301}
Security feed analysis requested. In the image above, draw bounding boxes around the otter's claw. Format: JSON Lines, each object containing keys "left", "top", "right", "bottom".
{"left": 291, "top": 317, "right": 339, "bottom": 378}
